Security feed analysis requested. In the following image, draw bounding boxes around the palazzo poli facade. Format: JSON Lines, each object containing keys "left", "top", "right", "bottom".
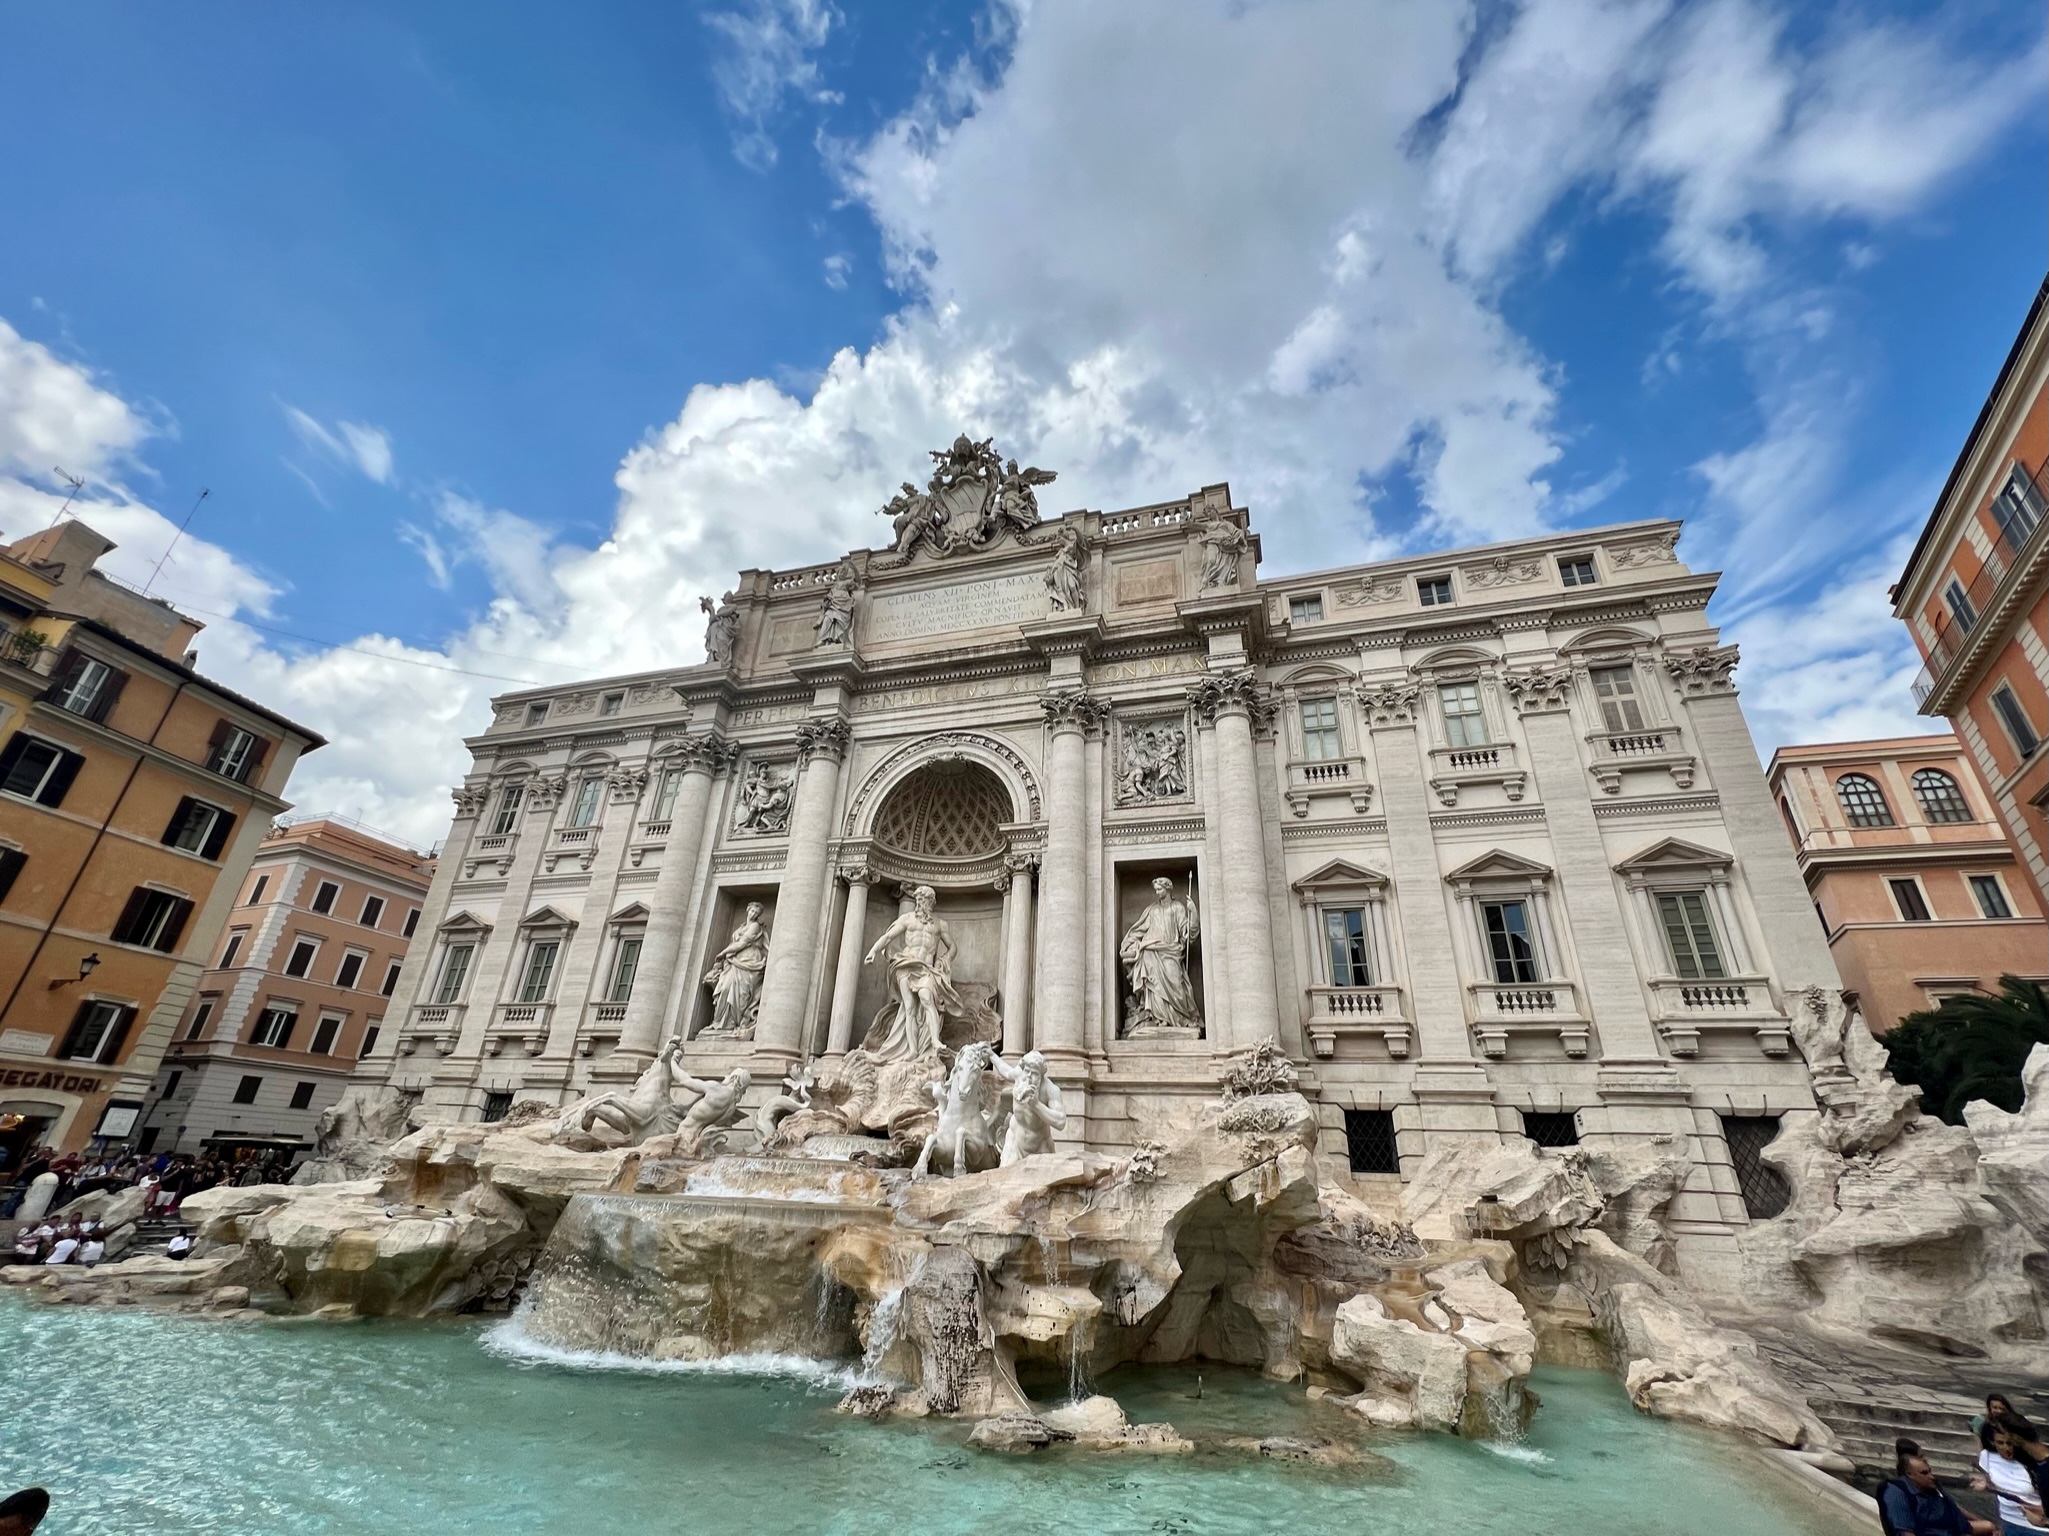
{"left": 366, "top": 440, "right": 1838, "bottom": 1281}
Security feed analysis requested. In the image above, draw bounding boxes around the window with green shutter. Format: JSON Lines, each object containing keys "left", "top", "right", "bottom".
{"left": 1655, "top": 889, "right": 1726, "bottom": 979}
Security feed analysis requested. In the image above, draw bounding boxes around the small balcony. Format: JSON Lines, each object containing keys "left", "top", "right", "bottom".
{"left": 1428, "top": 741, "right": 1525, "bottom": 807}
{"left": 579, "top": 1001, "right": 628, "bottom": 1057}
{"left": 486, "top": 1001, "right": 554, "bottom": 1056}
{"left": 545, "top": 826, "right": 600, "bottom": 873}
{"left": 402, "top": 1002, "right": 465, "bottom": 1055}
{"left": 1586, "top": 727, "right": 1696, "bottom": 794}
{"left": 1284, "top": 756, "right": 1373, "bottom": 817}
{"left": 1467, "top": 980, "right": 1589, "bottom": 1058}
{"left": 1647, "top": 976, "right": 1790, "bottom": 1057}
{"left": 463, "top": 832, "right": 516, "bottom": 880}
{"left": 1304, "top": 984, "right": 1410, "bottom": 1058}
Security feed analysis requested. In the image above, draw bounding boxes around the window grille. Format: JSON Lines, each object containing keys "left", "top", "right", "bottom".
{"left": 1343, "top": 1109, "right": 1399, "bottom": 1174}
{"left": 1910, "top": 768, "right": 1971, "bottom": 823}
{"left": 1521, "top": 1111, "right": 1579, "bottom": 1147}
{"left": 1721, "top": 1115, "right": 1791, "bottom": 1219}
{"left": 1834, "top": 773, "right": 1893, "bottom": 827}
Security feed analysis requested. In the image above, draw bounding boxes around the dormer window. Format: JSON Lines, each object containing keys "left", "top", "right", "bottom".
{"left": 1289, "top": 595, "right": 1323, "bottom": 624}
{"left": 1417, "top": 575, "right": 1453, "bottom": 607}
{"left": 525, "top": 702, "right": 549, "bottom": 727}
{"left": 1558, "top": 555, "right": 1597, "bottom": 588}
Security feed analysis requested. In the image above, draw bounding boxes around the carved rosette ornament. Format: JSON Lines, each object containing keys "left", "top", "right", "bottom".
{"left": 795, "top": 716, "right": 854, "bottom": 765}
{"left": 1042, "top": 689, "right": 1111, "bottom": 737}
{"left": 1357, "top": 681, "right": 1421, "bottom": 727}
{"left": 451, "top": 784, "right": 490, "bottom": 819}
{"left": 1662, "top": 644, "right": 1739, "bottom": 697}
{"left": 1185, "top": 671, "right": 1269, "bottom": 725}
{"left": 1501, "top": 666, "right": 1572, "bottom": 716}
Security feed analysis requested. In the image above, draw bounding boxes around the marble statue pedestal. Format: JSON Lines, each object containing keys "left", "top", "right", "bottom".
{"left": 1122, "top": 1025, "right": 1203, "bottom": 1043}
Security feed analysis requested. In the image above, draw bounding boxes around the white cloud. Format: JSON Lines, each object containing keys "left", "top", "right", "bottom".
{"left": 704, "top": 0, "right": 837, "bottom": 171}
{"left": 0, "top": 318, "right": 148, "bottom": 488}
{"left": 822, "top": 252, "right": 852, "bottom": 290}
{"left": 284, "top": 405, "right": 396, "bottom": 484}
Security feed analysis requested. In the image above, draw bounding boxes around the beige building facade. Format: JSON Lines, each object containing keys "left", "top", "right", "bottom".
{"left": 365, "top": 445, "right": 1842, "bottom": 1287}
{"left": 1768, "top": 735, "right": 2046, "bottom": 1032}
{"left": 137, "top": 817, "right": 433, "bottom": 1157}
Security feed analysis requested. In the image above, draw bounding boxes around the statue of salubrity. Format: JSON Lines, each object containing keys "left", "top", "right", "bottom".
{"left": 1120, "top": 876, "right": 1202, "bottom": 1037}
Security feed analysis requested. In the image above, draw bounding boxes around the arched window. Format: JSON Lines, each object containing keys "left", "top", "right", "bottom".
{"left": 1910, "top": 768, "right": 1972, "bottom": 824}
{"left": 1834, "top": 773, "right": 1893, "bottom": 828}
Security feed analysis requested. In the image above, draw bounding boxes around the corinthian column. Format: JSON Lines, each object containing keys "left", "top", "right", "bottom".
{"left": 754, "top": 716, "right": 852, "bottom": 1060}
{"left": 616, "top": 735, "right": 732, "bottom": 1062}
{"left": 1189, "top": 673, "right": 1280, "bottom": 1048}
{"left": 824, "top": 867, "right": 873, "bottom": 1056}
{"left": 1034, "top": 691, "right": 1106, "bottom": 1064}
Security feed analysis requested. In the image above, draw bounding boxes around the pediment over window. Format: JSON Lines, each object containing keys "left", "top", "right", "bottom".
{"left": 1291, "top": 858, "right": 1389, "bottom": 898}
{"left": 437, "top": 908, "right": 493, "bottom": 936}
{"left": 1558, "top": 625, "right": 1654, "bottom": 656}
{"left": 1277, "top": 663, "right": 1353, "bottom": 690}
{"left": 517, "top": 904, "right": 578, "bottom": 931}
{"left": 608, "top": 901, "right": 651, "bottom": 926}
{"left": 1415, "top": 645, "right": 1495, "bottom": 673}
{"left": 1613, "top": 837, "right": 1733, "bottom": 874}
{"left": 1445, "top": 849, "right": 1553, "bottom": 882}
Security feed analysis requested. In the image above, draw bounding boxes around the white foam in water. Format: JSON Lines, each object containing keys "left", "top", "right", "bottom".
{"left": 483, "top": 1315, "right": 873, "bottom": 1391}
{"left": 1480, "top": 1441, "right": 1553, "bottom": 1465}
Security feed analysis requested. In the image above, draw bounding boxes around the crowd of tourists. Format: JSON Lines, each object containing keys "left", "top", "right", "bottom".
{"left": 1882, "top": 1394, "right": 2049, "bottom": 1536}
{"left": 0, "top": 1146, "right": 298, "bottom": 1224}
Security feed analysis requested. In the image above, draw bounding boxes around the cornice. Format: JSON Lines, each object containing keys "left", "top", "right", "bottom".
{"left": 1589, "top": 792, "right": 1723, "bottom": 819}
{"left": 1279, "top": 819, "right": 1390, "bottom": 842}
{"left": 1428, "top": 806, "right": 1547, "bottom": 830}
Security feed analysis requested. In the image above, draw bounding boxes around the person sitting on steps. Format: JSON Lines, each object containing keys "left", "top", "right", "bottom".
{"left": 1880, "top": 1440, "right": 1995, "bottom": 1536}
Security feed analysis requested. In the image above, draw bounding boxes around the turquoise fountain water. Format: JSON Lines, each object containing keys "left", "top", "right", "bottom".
{"left": 0, "top": 1297, "right": 1860, "bottom": 1536}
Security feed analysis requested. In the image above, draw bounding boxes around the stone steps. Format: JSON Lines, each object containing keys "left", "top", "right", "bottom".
{"left": 1808, "top": 1391, "right": 1985, "bottom": 1479}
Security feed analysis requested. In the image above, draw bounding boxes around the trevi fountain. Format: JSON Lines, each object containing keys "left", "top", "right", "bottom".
{"left": 6, "top": 442, "right": 2048, "bottom": 1533}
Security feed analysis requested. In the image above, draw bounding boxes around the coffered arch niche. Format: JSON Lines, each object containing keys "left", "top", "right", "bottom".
{"left": 844, "top": 732, "right": 1040, "bottom": 847}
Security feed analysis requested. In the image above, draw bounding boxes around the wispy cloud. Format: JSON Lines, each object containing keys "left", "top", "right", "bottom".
{"left": 703, "top": 0, "right": 837, "bottom": 171}
{"left": 283, "top": 404, "right": 395, "bottom": 484}
{"left": 822, "top": 251, "right": 852, "bottom": 290}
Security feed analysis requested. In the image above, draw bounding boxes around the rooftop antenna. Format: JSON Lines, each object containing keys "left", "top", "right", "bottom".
{"left": 50, "top": 466, "right": 85, "bottom": 523}
{"left": 142, "top": 487, "right": 209, "bottom": 596}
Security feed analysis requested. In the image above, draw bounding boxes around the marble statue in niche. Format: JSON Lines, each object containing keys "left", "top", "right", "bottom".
{"left": 863, "top": 884, "right": 972, "bottom": 1059}
{"left": 1120, "top": 875, "right": 1203, "bottom": 1037}
{"left": 1117, "top": 721, "right": 1187, "bottom": 804}
{"left": 1044, "top": 523, "right": 1086, "bottom": 612}
{"left": 700, "top": 595, "right": 740, "bottom": 666}
{"left": 815, "top": 560, "right": 858, "bottom": 647}
{"left": 701, "top": 902, "right": 769, "bottom": 1037}
{"left": 733, "top": 762, "right": 795, "bottom": 833}
{"left": 1197, "top": 510, "right": 1248, "bottom": 590}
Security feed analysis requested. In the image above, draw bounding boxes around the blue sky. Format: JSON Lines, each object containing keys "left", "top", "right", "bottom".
{"left": 0, "top": 0, "right": 2041, "bottom": 844}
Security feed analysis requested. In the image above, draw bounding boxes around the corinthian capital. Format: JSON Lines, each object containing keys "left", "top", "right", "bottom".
{"left": 1042, "top": 689, "right": 1110, "bottom": 737}
{"left": 450, "top": 784, "right": 490, "bottom": 819}
{"left": 673, "top": 733, "right": 739, "bottom": 775}
{"left": 795, "top": 715, "right": 854, "bottom": 765}
{"left": 1501, "top": 666, "right": 1572, "bottom": 716}
{"left": 1356, "top": 681, "right": 1420, "bottom": 727}
{"left": 1185, "top": 670, "right": 1269, "bottom": 725}
{"left": 1662, "top": 644, "right": 1739, "bottom": 697}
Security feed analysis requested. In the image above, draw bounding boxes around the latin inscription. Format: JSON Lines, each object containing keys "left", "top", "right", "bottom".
{"left": 767, "top": 616, "right": 814, "bottom": 655}
{"left": 865, "top": 571, "right": 1049, "bottom": 643}
{"left": 1114, "top": 557, "right": 1182, "bottom": 607}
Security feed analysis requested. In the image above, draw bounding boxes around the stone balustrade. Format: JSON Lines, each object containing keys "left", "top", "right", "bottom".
{"left": 1283, "top": 756, "right": 1374, "bottom": 816}
{"left": 1304, "top": 984, "right": 1411, "bottom": 1059}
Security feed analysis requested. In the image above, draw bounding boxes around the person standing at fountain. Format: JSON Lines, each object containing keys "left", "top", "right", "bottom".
{"left": 702, "top": 902, "right": 770, "bottom": 1036}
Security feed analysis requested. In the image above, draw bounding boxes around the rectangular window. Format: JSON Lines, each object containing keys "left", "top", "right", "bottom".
{"left": 489, "top": 786, "right": 524, "bottom": 835}
{"left": 0, "top": 734, "right": 84, "bottom": 807}
{"left": 283, "top": 938, "right": 319, "bottom": 979}
{"left": 290, "top": 1081, "right": 318, "bottom": 1111}
{"left": 60, "top": 1000, "right": 135, "bottom": 1064}
{"left": 1654, "top": 890, "right": 1727, "bottom": 980}
{"left": 232, "top": 1075, "right": 262, "bottom": 1105}
{"left": 219, "top": 930, "right": 245, "bottom": 969}
{"left": 250, "top": 1006, "right": 298, "bottom": 1049}
{"left": 517, "top": 940, "right": 560, "bottom": 1003}
{"left": 162, "top": 797, "right": 235, "bottom": 859}
{"left": 164, "top": 1070, "right": 182, "bottom": 1099}
{"left": 1993, "top": 465, "right": 2044, "bottom": 548}
{"left": 1522, "top": 1111, "right": 1580, "bottom": 1148}
{"left": 1343, "top": 1109, "right": 1399, "bottom": 1174}
{"left": 402, "top": 907, "right": 420, "bottom": 939}
{"left": 1969, "top": 874, "right": 2013, "bottom": 919}
{"left": 1417, "top": 574, "right": 1453, "bottom": 607}
{"left": 1888, "top": 878, "right": 1932, "bottom": 923}
{"left": 205, "top": 722, "right": 266, "bottom": 783}
{"left": 0, "top": 846, "right": 22, "bottom": 905}
{"left": 360, "top": 895, "right": 385, "bottom": 928}
{"left": 309, "top": 1015, "right": 342, "bottom": 1055}
{"left": 1558, "top": 555, "right": 1597, "bottom": 588}
{"left": 360, "top": 1024, "right": 381, "bottom": 1058}
{"left": 381, "top": 960, "right": 403, "bottom": 997}
{"left": 525, "top": 702, "right": 549, "bottom": 727}
{"left": 1481, "top": 900, "right": 1540, "bottom": 984}
{"left": 1992, "top": 686, "right": 2040, "bottom": 756}
{"left": 1300, "top": 696, "right": 1341, "bottom": 761}
{"left": 480, "top": 1090, "right": 514, "bottom": 1124}
{"left": 334, "top": 951, "right": 366, "bottom": 990}
{"left": 433, "top": 943, "right": 474, "bottom": 1004}
{"left": 600, "top": 692, "right": 624, "bottom": 717}
{"left": 248, "top": 875, "right": 269, "bottom": 906}
{"left": 112, "top": 889, "right": 193, "bottom": 953}
{"left": 1438, "top": 683, "right": 1488, "bottom": 749}
{"left": 1590, "top": 665, "right": 1647, "bottom": 733}
{"left": 184, "top": 1000, "right": 215, "bottom": 1042}
{"left": 48, "top": 654, "right": 123, "bottom": 721}
{"left": 1323, "top": 908, "right": 1372, "bottom": 987}
{"left": 566, "top": 776, "right": 604, "bottom": 829}
{"left": 1720, "top": 1115, "right": 1791, "bottom": 1219}
{"left": 1944, "top": 577, "right": 1979, "bottom": 632}
{"left": 1289, "top": 595, "right": 1323, "bottom": 623}
{"left": 651, "top": 770, "right": 680, "bottom": 822}
{"left": 310, "top": 880, "right": 339, "bottom": 915}
{"left": 607, "top": 937, "right": 643, "bottom": 1003}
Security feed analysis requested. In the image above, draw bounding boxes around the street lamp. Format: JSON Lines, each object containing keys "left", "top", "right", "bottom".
{"left": 47, "top": 952, "right": 101, "bottom": 990}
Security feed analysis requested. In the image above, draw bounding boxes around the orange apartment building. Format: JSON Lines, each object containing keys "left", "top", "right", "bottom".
{"left": 0, "top": 520, "right": 322, "bottom": 1171}
{"left": 136, "top": 816, "right": 433, "bottom": 1157}
{"left": 1768, "top": 735, "right": 2046, "bottom": 1031}
{"left": 1896, "top": 275, "right": 2049, "bottom": 917}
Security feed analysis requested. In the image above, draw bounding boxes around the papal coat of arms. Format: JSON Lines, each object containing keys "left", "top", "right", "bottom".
{"left": 876, "top": 435, "right": 1057, "bottom": 561}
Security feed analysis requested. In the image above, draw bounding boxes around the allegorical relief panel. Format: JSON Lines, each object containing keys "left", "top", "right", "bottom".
{"left": 1116, "top": 718, "right": 1190, "bottom": 805}
{"left": 732, "top": 761, "right": 795, "bottom": 833}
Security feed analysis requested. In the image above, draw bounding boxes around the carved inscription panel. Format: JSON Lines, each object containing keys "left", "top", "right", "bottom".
{"left": 865, "top": 570, "right": 1049, "bottom": 643}
{"left": 1113, "top": 556, "right": 1182, "bottom": 608}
